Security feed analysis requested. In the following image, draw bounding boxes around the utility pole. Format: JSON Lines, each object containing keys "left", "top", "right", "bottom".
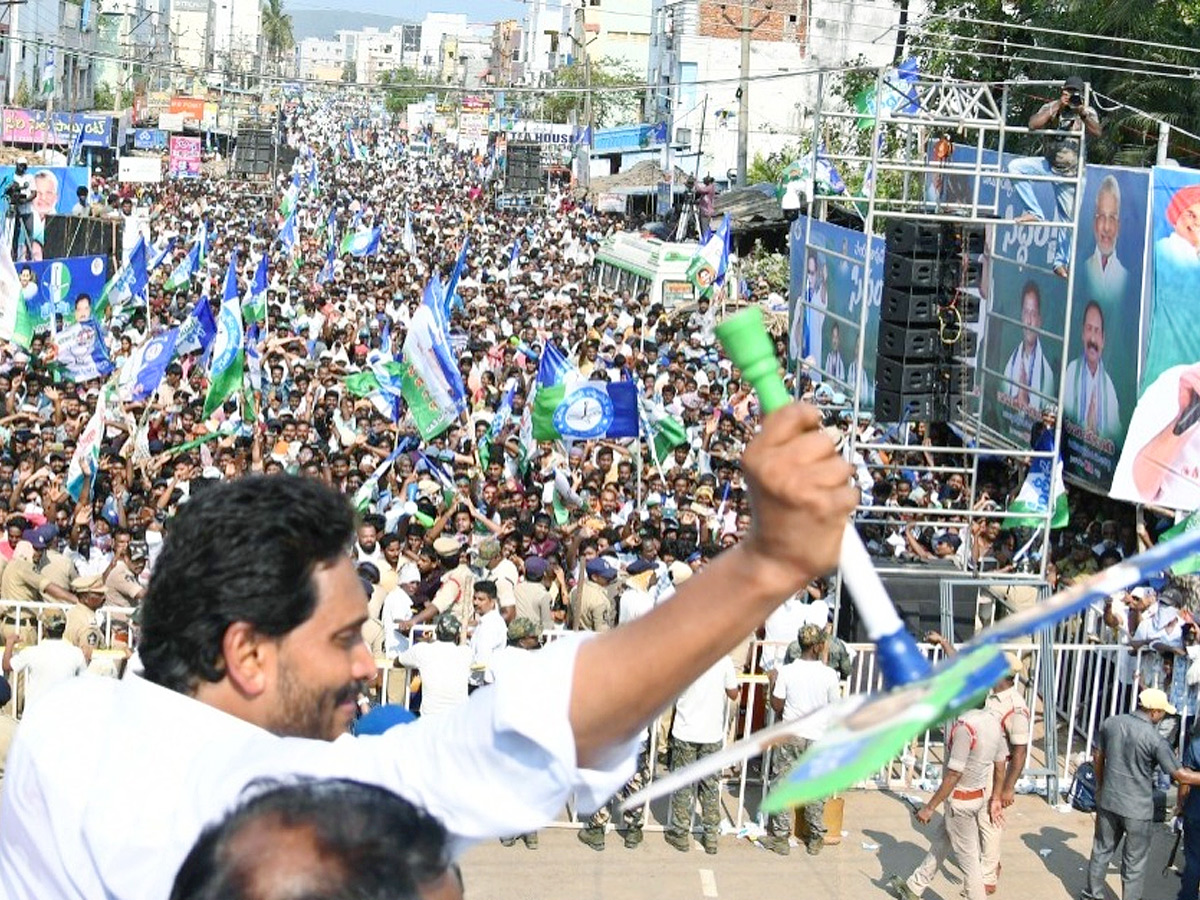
{"left": 723, "top": 0, "right": 771, "bottom": 188}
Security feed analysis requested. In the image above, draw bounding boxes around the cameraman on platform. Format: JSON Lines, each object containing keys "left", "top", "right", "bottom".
{"left": 7, "top": 156, "right": 35, "bottom": 259}
{"left": 1007, "top": 76, "right": 1100, "bottom": 278}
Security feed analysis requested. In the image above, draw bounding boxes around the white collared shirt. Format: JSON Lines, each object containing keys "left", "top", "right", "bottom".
{"left": 0, "top": 636, "right": 634, "bottom": 900}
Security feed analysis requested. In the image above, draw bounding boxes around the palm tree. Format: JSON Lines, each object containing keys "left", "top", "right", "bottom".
{"left": 260, "top": 0, "right": 295, "bottom": 75}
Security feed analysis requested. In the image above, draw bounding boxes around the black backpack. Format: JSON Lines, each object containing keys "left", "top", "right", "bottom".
{"left": 1068, "top": 761, "right": 1097, "bottom": 812}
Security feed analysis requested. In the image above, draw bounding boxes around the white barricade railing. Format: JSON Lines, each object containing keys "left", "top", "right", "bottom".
{"left": 8, "top": 602, "right": 1182, "bottom": 833}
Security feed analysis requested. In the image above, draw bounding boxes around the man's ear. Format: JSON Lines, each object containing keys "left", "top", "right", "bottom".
{"left": 221, "top": 622, "right": 274, "bottom": 699}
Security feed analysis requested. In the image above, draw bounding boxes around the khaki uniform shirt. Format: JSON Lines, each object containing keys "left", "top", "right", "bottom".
{"left": 572, "top": 581, "right": 612, "bottom": 633}
{"left": 64, "top": 605, "right": 104, "bottom": 651}
{"left": 0, "top": 556, "right": 49, "bottom": 603}
{"left": 104, "top": 562, "right": 142, "bottom": 608}
{"left": 361, "top": 618, "right": 386, "bottom": 658}
{"left": 946, "top": 707, "right": 1007, "bottom": 792}
{"left": 514, "top": 581, "right": 554, "bottom": 633}
{"left": 432, "top": 564, "right": 475, "bottom": 626}
{"left": 40, "top": 550, "right": 74, "bottom": 594}
{"left": 986, "top": 685, "right": 1032, "bottom": 749}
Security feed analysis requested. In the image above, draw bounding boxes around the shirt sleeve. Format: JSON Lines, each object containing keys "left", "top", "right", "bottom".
{"left": 825, "top": 669, "right": 840, "bottom": 704}
{"left": 772, "top": 667, "right": 788, "bottom": 701}
{"left": 1156, "top": 735, "right": 1182, "bottom": 776}
{"left": 946, "top": 721, "right": 971, "bottom": 773}
{"left": 9, "top": 648, "right": 30, "bottom": 674}
{"left": 722, "top": 657, "right": 738, "bottom": 692}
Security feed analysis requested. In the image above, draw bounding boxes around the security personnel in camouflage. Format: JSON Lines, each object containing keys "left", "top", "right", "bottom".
{"left": 577, "top": 739, "right": 654, "bottom": 851}
{"left": 664, "top": 654, "right": 739, "bottom": 854}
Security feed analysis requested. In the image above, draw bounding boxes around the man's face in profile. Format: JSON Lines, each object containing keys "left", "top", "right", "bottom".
{"left": 1094, "top": 189, "right": 1119, "bottom": 257}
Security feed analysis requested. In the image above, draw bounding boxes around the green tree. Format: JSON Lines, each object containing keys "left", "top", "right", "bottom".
{"left": 342, "top": 60, "right": 357, "bottom": 83}
{"left": 542, "top": 56, "right": 640, "bottom": 128}
{"left": 13, "top": 76, "right": 29, "bottom": 108}
{"left": 747, "top": 141, "right": 809, "bottom": 185}
{"left": 260, "top": 0, "right": 295, "bottom": 73}
{"left": 378, "top": 68, "right": 424, "bottom": 115}
{"left": 914, "top": 0, "right": 1200, "bottom": 164}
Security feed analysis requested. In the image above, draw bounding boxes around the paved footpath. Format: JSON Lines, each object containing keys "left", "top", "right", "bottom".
{"left": 460, "top": 791, "right": 1186, "bottom": 900}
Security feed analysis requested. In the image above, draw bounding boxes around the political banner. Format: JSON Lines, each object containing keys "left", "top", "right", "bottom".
{"left": 0, "top": 108, "right": 111, "bottom": 148}
{"left": 0, "top": 165, "right": 88, "bottom": 216}
{"left": 169, "top": 96, "right": 206, "bottom": 121}
{"left": 979, "top": 149, "right": 1070, "bottom": 450}
{"left": 52, "top": 319, "right": 114, "bottom": 382}
{"left": 168, "top": 135, "right": 201, "bottom": 179}
{"left": 14, "top": 255, "right": 108, "bottom": 327}
{"left": 1112, "top": 165, "right": 1200, "bottom": 511}
{"left": 788, "top": 215, "right": 884, "bottom": 409}
{"left": 1060, "top": 167, "right": 1148, "bottom": 492}
{"left": 118, "top": 156, "right": 163, "bottom": 184}
{"left": 132, "top": 128, "right": 168, "bottom": 151}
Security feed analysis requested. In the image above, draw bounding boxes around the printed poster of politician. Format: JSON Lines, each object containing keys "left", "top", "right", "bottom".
{"left": 1112, "top": 166, "right": 1200, "bottom": 511}
{"left": 1060, "top": 166, "right": 1147, "bottom": 492}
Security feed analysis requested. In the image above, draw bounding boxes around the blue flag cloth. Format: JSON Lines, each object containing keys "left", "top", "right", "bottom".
{"left": 177, "top": 297, "right": 217, "bottom": 356}
{"left": 121, "top": 328, "right": 179, "bottom": 402}
{"left": 340, "top": 226, "right": 381, "bottom": 258}
{"left": 148, "top": 236, "right": 178, "bottom": 272}
{"left": 278, "top": 211, "right": 298, "bottom": 255}
{"left": 317, "top": 242, "right": 336, "bottom": 285}
{"left": 537, "top": 342, "right": 571, "bottom": 388}
{"left": 444, "top": 236, "right": 470, "bottom": 315}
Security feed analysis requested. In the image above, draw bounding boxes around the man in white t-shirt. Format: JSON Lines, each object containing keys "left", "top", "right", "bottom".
{"left": 617, "top": 560, "right": 657, "bottom": 625}
{"left": 665, "top": 654, "right": 739, "bottom": 854}
{"left": 765, "top": 624, "right": 841, "bottom": 855}
{"left": 381, "top": 564, "right": 421, "bottom": 658}
{"left": 2, "top": 614, "right": 88, "bottom": 710}
{"left": 761, "top": 592, "right": 809, "bottom": 672}
{"left": 469, "top": 581, "right": 507, "bottom": 685}
{"left": 395, "top": 613, "right": 470, "bottom": 716}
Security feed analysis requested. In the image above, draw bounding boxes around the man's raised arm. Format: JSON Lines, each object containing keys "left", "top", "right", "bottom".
{"left": 569, "top": 403, "right": 857, "bottom": 767}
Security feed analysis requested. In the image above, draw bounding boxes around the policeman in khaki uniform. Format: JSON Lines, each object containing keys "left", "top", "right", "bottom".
{"left": 890, "top": 702, "right": 1007, "bottom": 900}
{"left": 572, "top": 558, "right": 617, "bottom": 633}
{"left": 981, "top": 655, "right": 1031, "bottom": 895}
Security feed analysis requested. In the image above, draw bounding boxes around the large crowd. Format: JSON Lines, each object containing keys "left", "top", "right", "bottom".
{"left": 0, "top": 87, "right": 1196, "bottom": 900}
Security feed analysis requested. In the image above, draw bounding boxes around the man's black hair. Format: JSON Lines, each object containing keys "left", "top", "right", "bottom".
{"left": 169, "top": 778, "right": 453, "bottom": 900}
{"left": 139, "top": 476, "right": 355, "bottom": 694}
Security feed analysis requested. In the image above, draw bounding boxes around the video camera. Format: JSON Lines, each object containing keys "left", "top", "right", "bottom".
{"left": 4, "top": 179, "right": 30, "bottom": 206}
{"left": 1066, "top": 89, "right": 1083, "bottom": 109}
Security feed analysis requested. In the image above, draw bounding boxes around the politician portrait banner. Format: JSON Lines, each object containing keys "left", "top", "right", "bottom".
{"left": 788, "top": 215, "right": 884, "bottom": 410}
{"left": 1112, "top": 165, "right": 1200, "bottom": 511}
{"left": 1059, "top": 166, "right": 1148, "bottom": 492}
{"left": 15, "top": 255, "right": 109, "bottom": 328}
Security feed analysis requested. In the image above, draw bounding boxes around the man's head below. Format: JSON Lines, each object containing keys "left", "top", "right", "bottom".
{"left": 1138, "top": 687, "right": 1176, "bottom": 723}
{"left": 139, "top": 475, "right": 375, "bottom": 742}
{"left": 170, "top": 778, "right": 463, "bottom": 900}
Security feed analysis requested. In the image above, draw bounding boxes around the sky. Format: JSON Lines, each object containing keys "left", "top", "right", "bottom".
{"left": 285, "top": 0, "right": 527, "bottom": 22}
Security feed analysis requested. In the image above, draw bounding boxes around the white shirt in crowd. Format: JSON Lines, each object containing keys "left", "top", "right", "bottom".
{"left": 6, "top": 639, "right": 87, "bottom": 709}
{"left": 772, "top": 657, "right": 841, "bottom": 740}
{"left": 395, "top": 639, "right": 472, "bottom": 717}
{"left": 0, "top": 637, "right": 634, "bottom": 899}
{"left": 761, "top": 594, "right": 808, "bottom": 671}
{"left": 381, "top": 585, "right": 416, "bottom": 657}
{"left": 671, "top": 655, "right": 738, "bottom": 745}
{"left": 470, "top": 607, "right": 508, "bottom": 682}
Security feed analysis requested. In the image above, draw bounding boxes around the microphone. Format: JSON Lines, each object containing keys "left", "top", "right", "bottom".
{"left": 1174, "top": 393, "right": 1200, "bottom": 436}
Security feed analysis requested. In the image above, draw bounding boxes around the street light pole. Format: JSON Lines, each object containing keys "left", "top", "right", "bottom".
{"left": 723, "top": 0, "right": 771, "bottom": 187}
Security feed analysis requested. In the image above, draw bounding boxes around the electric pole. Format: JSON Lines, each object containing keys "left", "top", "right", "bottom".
{"left": 723, "top": 0, "right": 771, "bottom": 187}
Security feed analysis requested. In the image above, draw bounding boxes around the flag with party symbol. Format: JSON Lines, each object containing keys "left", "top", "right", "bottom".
{"left": 202, "top": 252, "right": 245, "bottom": 419}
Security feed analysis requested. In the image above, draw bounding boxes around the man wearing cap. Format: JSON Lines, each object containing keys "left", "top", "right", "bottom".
{"left": 890, "top": 699, "right": 1006, "bottom": 900}
{"left": 104, "top": 542, "right": 148, "bottom": 608}
{"left": 765, "top": 624, "right": 841, "bottom": 856}
{"left": 9, "top": 157, "right": 34, "bottom": 258}
{"left": 618, "top": 559, "right": 657, "bottom": 625}
{"left": 3, "top": 614, "right": 88, "bottom": 711}
{"left": 573, "top": 558, "right": 617, "bottom": 632}
{"left": 514, "top": 557, "right": 554, "bottom": 633}
{"left": 403, "top": 538, "right": 475, "bottom": 634}
{"left": 1083, "top": 688, "right": 1200, "bottom": 900}
{"left": 665, "top": 649, "right": 739, "bottom": 854}
{"left": 395, "top": 612, "right": 471, "bottom": 717}
{"left": 477, "top": 538, "right": 519, "bottom": 620}
{"left": 64, "top": 574, "right": 108, "bottom": 652}
{"left": 928, "top": 634, "right": 1031, "bottom": 895}
{"left": 1007, "top": 75, "right": 1101, "bottom": 277}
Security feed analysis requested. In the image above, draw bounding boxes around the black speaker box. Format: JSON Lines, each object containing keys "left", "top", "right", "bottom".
{"left": 887, "top": 220, "right": 945, "bottom": 256}
{"left": 938, "top": 363, "right": 974, "bottom": 394}
{"left": 878, "top": 322, "right": 940, "bottom": 359}
{"left": 938, "top": 329, "right": 979, "bottom": 359}
{"left": 885, "top": 252, "right": 941, "bottom": 289}
{"left": 876, "top": 356, "right": 937, "bottom": 393}
{"left": 882, "top": 285, "right": 940, "bottom": 325}
{"left": 876, "top": 390, "right": 935, "bottom": 422}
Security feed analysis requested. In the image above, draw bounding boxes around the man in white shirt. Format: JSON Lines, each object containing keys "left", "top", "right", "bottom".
{"left": 468, "top": 581, "right": 507, "bottom": 685}
{"left": 1082, "top": 174, "right": 1128, "bottom": 308}
{"left": 2, "top": 614, "right": 87, "bottom": 710}
{"left": 395, "top": 612, "right": 471, "bottom": 717}
{"left": 617, "top": 559, "right": 657, "bottom": 625}
{"left": 1002, "top": 282, "right": 1056, "bottom": 412}
{"left": 1062, "top": 301, "right": 1121, "bottom": 440}
{"left": 381, "top": 564, "right": 421, "bottom": 658}
{"left": 765, "top": 624, "right": 841, "bottom": 855}
{"left": 665, "top": 654, "right": 739, "bottom": 855}
{"left": 1, "top": 402, "right": 855, "bottom": 899}
{"left": 760, "top": 591, "right": 809, "bottom": 672}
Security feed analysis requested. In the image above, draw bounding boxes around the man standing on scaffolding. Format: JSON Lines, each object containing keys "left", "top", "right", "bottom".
{"left": 1007, "top": 76, "right": 1101, "bottom": 278}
